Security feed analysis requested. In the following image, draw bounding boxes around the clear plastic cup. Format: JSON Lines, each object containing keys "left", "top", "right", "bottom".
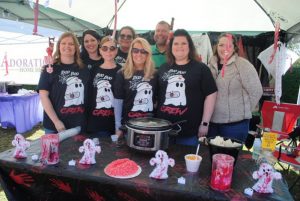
{"left": 92, "top": 138, "right": 99, "bottom": 145}
{"left": 185, "top": 154, "right": 202, "bottom": 172}
{"left": 111, "top": 134, "right": 118, "bottom": 143}
{"left": 210, "top": 154, "right": 235, "bottom": 191}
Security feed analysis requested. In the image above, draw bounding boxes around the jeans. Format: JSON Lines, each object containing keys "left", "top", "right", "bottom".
{"left": 207, "top": 119, "right": 250, "bottom": 142}
{"left": 171, "top": 136, "right": 198, "bottom": 146}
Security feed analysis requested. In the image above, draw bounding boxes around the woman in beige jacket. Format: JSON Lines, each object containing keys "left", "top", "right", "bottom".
{"left": 207, "top": 33, "right": 262, "bottom": 142}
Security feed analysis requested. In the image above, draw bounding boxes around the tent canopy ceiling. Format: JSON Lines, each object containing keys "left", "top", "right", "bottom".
{"left": 42, "top": 0, "right": 300, "bottom": 33}
{"left": 0, "top": 0, "right": 299, "bottom": 35}
{"left": 46, "top": 0, "right": 275, "bottom": 32}
{"left": 0, "top": 0, "right": 103, "bottom": 35}
{"left": 254, "top": 0, "right": 300, "bottom": 33}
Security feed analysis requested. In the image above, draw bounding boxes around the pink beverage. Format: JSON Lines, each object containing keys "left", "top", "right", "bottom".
{"left": 210, "top": 154, "right": 235, "bottom": 191}
{"left": 40, "top": 134, "right": 59, "bottom": 165}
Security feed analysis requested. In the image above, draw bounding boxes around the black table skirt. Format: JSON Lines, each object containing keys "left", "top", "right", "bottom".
{"left": 0, "top": 134, "right": 294, "bottom": 201}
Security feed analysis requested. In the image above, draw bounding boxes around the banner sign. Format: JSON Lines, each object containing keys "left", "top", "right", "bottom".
{"left": 0, "top": 43, "right": 50, "bottom": 85}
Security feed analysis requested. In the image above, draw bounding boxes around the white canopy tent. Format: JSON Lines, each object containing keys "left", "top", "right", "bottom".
{"left": 45, "top": 0, "right": 275, "bottom": 32}
{"left": 1, "top": 0, "right": 300, "bottom": 37}
{"left": 254, "top": 0, "right": 300, "bottom": 33}
{"left": 38, "top": 0, "right": 300, "bottom": 33}
{"left": 0, "top": 0, "right": 103, "bottom": 35}
{"left": 1, "top": 0, "right": 300, "bottom": 85}
{"left": 1, "top": 0, "right": 300, "bottom": 34}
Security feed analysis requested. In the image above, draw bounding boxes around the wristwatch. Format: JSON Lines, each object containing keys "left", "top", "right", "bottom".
{"left": 201, "top": 121, "right": 209, "bottom": 126}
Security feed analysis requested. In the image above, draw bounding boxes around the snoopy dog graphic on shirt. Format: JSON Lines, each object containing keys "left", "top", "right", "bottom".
{"left": 64, "top": 76, "right": 84, "bottom": 107}
{"left": 164, "top": 75, "right": 186, "bottom": 106}
{"left": 96, "top": 80, "right": 113, "bottom": 109}
{"left": 131, "top": 82, "right": 153, "bottom": 112}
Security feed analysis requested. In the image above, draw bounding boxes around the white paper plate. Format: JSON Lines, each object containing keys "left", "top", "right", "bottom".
{"left": 104, "top": 165, "right": 142, "bottom": 179}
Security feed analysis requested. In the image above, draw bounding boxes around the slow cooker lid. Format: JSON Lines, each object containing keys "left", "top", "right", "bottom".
{"left": 126, "top": 117, "right": 172, "bottom": 131}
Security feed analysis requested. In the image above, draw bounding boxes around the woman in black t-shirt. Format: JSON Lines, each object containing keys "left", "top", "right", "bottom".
{"left": 157, "top": 29, "right": 217, "bottom": 146}
{"left": 114, "top": 37, "right": 157, "bottom": 137}
{"left": 38, "top": 32, "right": 90, "bottom": 134}
{"left": 80, "top": 30, "right": 103, "bottom": 70}
{"left": 87, "top": 36, "right": 121, "bottom": 136}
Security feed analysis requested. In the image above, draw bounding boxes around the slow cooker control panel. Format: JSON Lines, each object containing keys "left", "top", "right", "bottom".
{"left": 133, "top": 132, "right": 155, "bottom": 148}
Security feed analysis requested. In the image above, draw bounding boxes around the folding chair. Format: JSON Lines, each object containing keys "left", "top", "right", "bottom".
{"left": 258, "top": 100, "right": 300, "bottom": 190}
{"left": 258, "top": 101, "right": 300, "bottom": 140}
{"left": 273, "top": 143, "right": 300, "bottom": 190}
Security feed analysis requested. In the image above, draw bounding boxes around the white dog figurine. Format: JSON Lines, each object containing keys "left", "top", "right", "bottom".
{"left": 149, "top": 150, "right": 175, "bottom": 179}
{"left": 252, "top": 162, "right": 282, "bottom": 193}
{"left": 79, "top": 139, "right": 101, "bottom": 165}
{"left": 12, "top": 134, "right": 30, "bottom": 159}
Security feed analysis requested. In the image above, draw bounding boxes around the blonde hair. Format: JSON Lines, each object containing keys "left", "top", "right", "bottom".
{"left": 53, "top": 32, "right": 84, "bottom": 68}
{"left": 123, "top": 37, "right": 155, "bottom": 79}
{"left": 100, "top": 36, "right": 117, "bottom": 47}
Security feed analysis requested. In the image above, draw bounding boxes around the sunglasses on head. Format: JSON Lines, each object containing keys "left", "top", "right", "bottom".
{"left": 120, "top": 34, "right": 133, "bottom": 40}
{"left": 101, "top": 46, "right": 117, "bottom": 52}
{"left": 131, "top": 48, "right": 148, "bottom": 55}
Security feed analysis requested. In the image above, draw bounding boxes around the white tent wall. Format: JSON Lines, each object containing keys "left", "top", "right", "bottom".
{"left": 0, "top": 18, "right": 62, "bottom": 85}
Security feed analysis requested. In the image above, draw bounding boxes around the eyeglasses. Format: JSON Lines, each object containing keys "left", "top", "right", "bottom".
{"left": 119, "top": 34, "right": 133, "bottom": 40}
{"left": 101, "top": 46, "right": 117, "bottom": 52}
{"left": 132, "top": 48, "right": 149, "bottom": 55}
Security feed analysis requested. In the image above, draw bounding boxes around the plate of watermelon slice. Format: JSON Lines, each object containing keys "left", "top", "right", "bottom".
{"left": 104, "top": 158, "right": 142, "bottom": 179}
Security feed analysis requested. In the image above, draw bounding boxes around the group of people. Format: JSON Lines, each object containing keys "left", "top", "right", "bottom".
{"left": 38, "top": 21, "right": 263, "bottom": 146}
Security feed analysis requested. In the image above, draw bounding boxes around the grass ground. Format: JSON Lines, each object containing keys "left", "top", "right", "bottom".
{"left": 0, "top": 125, "right": 299, "bottom": 200}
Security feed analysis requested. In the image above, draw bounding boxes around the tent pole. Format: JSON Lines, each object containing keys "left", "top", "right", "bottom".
{"left": 107, "top": 0, "right": 127, "bottom": 29}
{"left": 253, "top": 0, "right": 275, "bottom": 28}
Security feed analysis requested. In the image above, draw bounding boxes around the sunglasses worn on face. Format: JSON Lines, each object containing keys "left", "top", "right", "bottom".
{"left": 132, "top": 48, "right": 148, "bottom": 55}
{"left": 101, "top": 46, "right": 117, "bottom": 52}
{"left": 120, "top": 34, "right": 133, "bottom": 40}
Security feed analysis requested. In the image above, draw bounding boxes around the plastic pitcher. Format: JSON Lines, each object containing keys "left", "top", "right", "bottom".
{"left": 210, "top": 153, "right": 235, "bottom": 191}
{"left": 40, "top": 134, "right": 59, "bottom": 165}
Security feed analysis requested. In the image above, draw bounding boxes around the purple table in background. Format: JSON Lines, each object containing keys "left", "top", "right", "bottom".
{"left": 0, "top": 93, "right": 43, "bottom": 133}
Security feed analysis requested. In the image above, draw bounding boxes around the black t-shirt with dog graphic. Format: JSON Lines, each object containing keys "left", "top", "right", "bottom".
{"left": 38, "top": 63, "right": 90, "bottom": 132}
{"left": 87, "top": 65, "right": 121, "bottom": 134}
{"left": 157, "top": 60, "right": 217, "bottom": 137}
{"left": 114, "top": 70, "right": 157, "bottom": 122}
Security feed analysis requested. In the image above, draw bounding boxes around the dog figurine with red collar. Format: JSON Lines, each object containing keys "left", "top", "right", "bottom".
{"left": 79, "top": 139, "right": 101, "bottom": 165}
{"left": 245, "top": 162, "right": 282, "bottom": 195}
{"left": 149, "top": 150, "right": 175, "bottom": 179}
{"left": 12, "top": 134, "right": 30, "bottom": 159}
